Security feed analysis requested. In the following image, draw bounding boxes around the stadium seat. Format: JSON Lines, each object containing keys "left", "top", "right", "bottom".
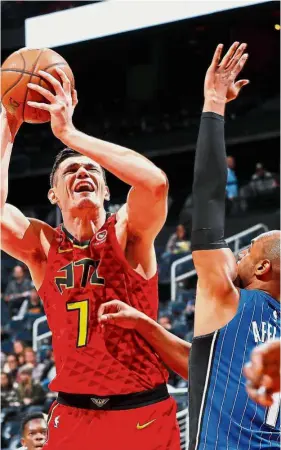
{"left": 1, "top": 420, "right": 21, "bottom": 448}
{"left": 1, "top": 300, "right": 9, "bottom": 326}
{"left": 14, "top": 330, "right": 32, "bottom": 343}
{"left": 1, "top": 340, "right": 13, "bottom": 354}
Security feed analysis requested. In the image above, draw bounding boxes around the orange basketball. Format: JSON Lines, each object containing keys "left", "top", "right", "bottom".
{"left": 1, "top": 47, "right": 75, "bottom": 124}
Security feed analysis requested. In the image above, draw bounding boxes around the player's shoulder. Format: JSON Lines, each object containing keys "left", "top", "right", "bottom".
{"left": 28, "top": 218, "right": 57, "bottom": 258}
{"left": 29, "top": 217, "right": 56, "bottom": 239}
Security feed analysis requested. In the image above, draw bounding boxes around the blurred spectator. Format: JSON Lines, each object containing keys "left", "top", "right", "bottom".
{"left": 226, "top": 156, "right": 239, "bottom": 215}
{"left": 158, "top": 315, "right": 172, "bottom": 331}
{"left": 3, "top": 353, "right": 20, "bottom": 381}
{"left": 24, "top": 348, "right": 45, "bottom": 383}
{"left": 14, "top": 340, "right": 26, "bottom": 366}
{"left": 1, "top": 351, "right": 7, "bottom": 369}
{"left": 27, "top": 288, "right": 44, "bottom": 315}
{"left": 226, "top": 156, "right": 238, "bottom": 200}
{"left": 16, "top": 364, "right": 46, "bottom": 407}
{"left": 1, "top": 372, "right": 21, "bottom": 408}
{"left": 165, "top": 224, "right": 190, "bottom": 254}
{"left": 250, "top": 162, "right": 276, "bottom": 194}
{"left": 19, "top": 412, "right": 47, "bottom": 450}
{"left": 4, "top": 265, "right": 32, "bottom": 317}
{"left": 159, "top": 224, "right": 190, "bottom": 281}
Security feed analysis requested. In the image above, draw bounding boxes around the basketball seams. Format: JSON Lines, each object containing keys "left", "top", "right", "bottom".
{"left": 1, "top": 69, "right": 42, "bottom": 78}
{"left": 22, "top": 49, "right": 44, "bottom": 122}
{"left": 1, "top": 52, "right": 26, "bottom": 101}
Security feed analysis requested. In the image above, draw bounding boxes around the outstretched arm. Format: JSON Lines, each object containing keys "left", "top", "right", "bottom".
{"left": 27, "top": 71, "right": 168, "bottom": 242}
{"left": 98, "top": 300, "right": 190, "bottom": 380}
{"left": 191, "top": 43, "right": 249, "bottom": 328}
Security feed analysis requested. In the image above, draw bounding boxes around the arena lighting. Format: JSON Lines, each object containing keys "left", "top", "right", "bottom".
{"left": 25, "top": 0, "right": 271, "bottom": 48}
{"left": 274, "top": 24, "right": 280, "bottom": 30}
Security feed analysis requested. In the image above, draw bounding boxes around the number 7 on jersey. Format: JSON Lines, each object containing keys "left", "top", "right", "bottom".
{"left": 67, "top": 300, "right": 89, "bottom": 347}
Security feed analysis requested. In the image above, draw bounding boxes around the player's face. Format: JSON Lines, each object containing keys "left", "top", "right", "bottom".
{"left": 21, "top": 419, "right": 47, "bottom": 449}
{"left": 236, "top": 238, "right": 263, "bottom": 287}
{"left": 52, "top": 156, "right": 109, "bottom": 213}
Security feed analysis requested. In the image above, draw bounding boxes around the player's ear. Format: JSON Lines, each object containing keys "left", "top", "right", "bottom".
{"left": 104, "top": 186, "right": 110, "bottom": 202}
{"left": 255, "top": 259, "right": 271, "bottom": 277}
{"left": 48, "top": 188, "right": 58, "bottom": 205}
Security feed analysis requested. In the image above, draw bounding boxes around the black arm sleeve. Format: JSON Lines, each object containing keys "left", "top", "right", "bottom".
{"left": 191, "top": 112, "right": 228, "bottom": 251}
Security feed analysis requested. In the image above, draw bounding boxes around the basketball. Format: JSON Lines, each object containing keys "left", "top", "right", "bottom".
{"left": 1, "top": 48, "right": 75, "bottom": 124}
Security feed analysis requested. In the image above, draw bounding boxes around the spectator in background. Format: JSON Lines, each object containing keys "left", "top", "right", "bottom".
{"left": 23, "top": 348, "right": 45, "bottom": 383}
{"left": 158, "top": 315, "right": 172, "bottom": 331}
{"left": 165, "top": 224, "right": 190, "bottom": 255}
{"left": 13, "top": 340, "right": 26, "bottom": 366}
{"left": 3, "top": 353, "right": 20, "bottom": 382}
{"left": 159, "top": 224, "right": 190, "bottom": 281}
{"left": 19, "top": 412, "right": 48, "bottom": 450}
{"left": 1, "top": 372, "right": 21, "bottom": 408}
{"left": 250, "top": 162, "right": 276, "bottom": 194}
{"left": 27, "top": 288, "right": 44, "bottom": 315}
{"left": 226, "top": 156, "right": 239, "bottom": 215}
{"left": 226, "top": 156, "right": 238, "bottom": 198}
{"left": 4, "top": 265, "right": 32, "bottom": 317}
{"left": 16, "top": 364, "right": 46, "bottom": 408}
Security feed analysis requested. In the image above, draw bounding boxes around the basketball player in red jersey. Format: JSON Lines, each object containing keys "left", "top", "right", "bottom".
{"left": 0, "top": 68, "right": 180, "bottom": 450}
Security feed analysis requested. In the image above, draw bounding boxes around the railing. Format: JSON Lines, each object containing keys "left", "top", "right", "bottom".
{"left": 171, "top": 223, "right": 269, "bottom": 301}
{"left": 33, "top": 316, "right": 51, "bottom": 352}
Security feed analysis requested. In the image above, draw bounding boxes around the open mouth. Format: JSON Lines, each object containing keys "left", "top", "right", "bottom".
{"left": 74, "top": 182, "right": 95, "bottom": 193}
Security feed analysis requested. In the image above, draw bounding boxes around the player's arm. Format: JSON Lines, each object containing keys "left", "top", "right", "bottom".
{"left": 0, "top": 108, "right": 53, "bottom": 265}
{"left": 98, "top": 300, "right": 190, "bottom": 379}
{"left": 192, "top": 43, "right": 249, "bottom": 303}
{"left": 27, "top": 68, "right": 168, "bottom": 241}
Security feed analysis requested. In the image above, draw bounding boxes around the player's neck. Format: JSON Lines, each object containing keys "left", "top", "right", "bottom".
{"left": 62, "top": 209, "right": 107, "bottom": 241}
{"left": 247, "top": 280, "right": 280, "bottom": 302}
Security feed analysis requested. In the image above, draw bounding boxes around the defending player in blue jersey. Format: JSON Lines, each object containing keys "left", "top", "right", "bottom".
{"left": 98, "top": 42, "right": 280, "bottom": 449}
{"left": 189, "top": 42, "right": 280, "bottom": 449}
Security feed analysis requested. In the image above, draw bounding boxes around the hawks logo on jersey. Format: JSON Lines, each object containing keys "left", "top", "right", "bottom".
{"left": 54, "top": 258, "right": 105, "bottom": 294}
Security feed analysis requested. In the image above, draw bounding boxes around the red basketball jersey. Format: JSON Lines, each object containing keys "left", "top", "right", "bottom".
{"left": 38, "top": 214, "right": 168, "bottom": 395}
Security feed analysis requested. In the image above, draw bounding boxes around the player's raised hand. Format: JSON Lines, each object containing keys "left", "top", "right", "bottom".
{"left": 204, "top": 42, "right": 249, "bottom": 104}
{"left": 244, "top": 339, "right": 280, "bottom": 407}
{"left": 27, "top": 67, "right": 78, "bottom": 140}
{"left": 98, "top": 300, "right": 145, "bottom": 330}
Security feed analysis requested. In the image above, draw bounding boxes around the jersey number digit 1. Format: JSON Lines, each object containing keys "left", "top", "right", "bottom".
{"left": 266, "top": 393, "right": 281, "bottom": 427}
{"left": 67, "top": 300, "right": 89, "bottom": 347}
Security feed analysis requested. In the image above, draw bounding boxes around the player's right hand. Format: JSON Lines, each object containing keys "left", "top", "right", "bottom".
{"left": 97, "top": 300, "right": 145, "bottom": 330}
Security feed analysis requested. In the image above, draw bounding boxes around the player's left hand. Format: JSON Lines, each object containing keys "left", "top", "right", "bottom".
{"left": 27, "top": 68, "right": 78, "bottom": 139}
{"left": 243, "top": 340, "right": 280, "bottom": 407}
{"left": 98, "top": 300, "right": 145, "bottom": 330}
{"left": 204, "top": 42, "right": 250, "bottom": 103}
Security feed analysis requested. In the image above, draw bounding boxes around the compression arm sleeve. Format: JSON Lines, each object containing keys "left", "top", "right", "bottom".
{"left": 191, "top": 112, "right": 228, "bottom": 251}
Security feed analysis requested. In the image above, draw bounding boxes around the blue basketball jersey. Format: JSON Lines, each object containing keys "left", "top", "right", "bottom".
{"left": 188, "top": 289, "right": 280, "bottom": 449}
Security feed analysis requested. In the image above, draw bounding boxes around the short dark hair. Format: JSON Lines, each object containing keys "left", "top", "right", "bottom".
{"left": 50, "top": 148, "right": 107, "bottom": 187}
{"left": 20, "top": 412, "right": 46, "bottom": 436}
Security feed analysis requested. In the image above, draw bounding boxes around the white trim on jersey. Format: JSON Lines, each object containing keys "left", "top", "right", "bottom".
{"left": 194, "top": 330, "right": 218, "bottom": 450}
